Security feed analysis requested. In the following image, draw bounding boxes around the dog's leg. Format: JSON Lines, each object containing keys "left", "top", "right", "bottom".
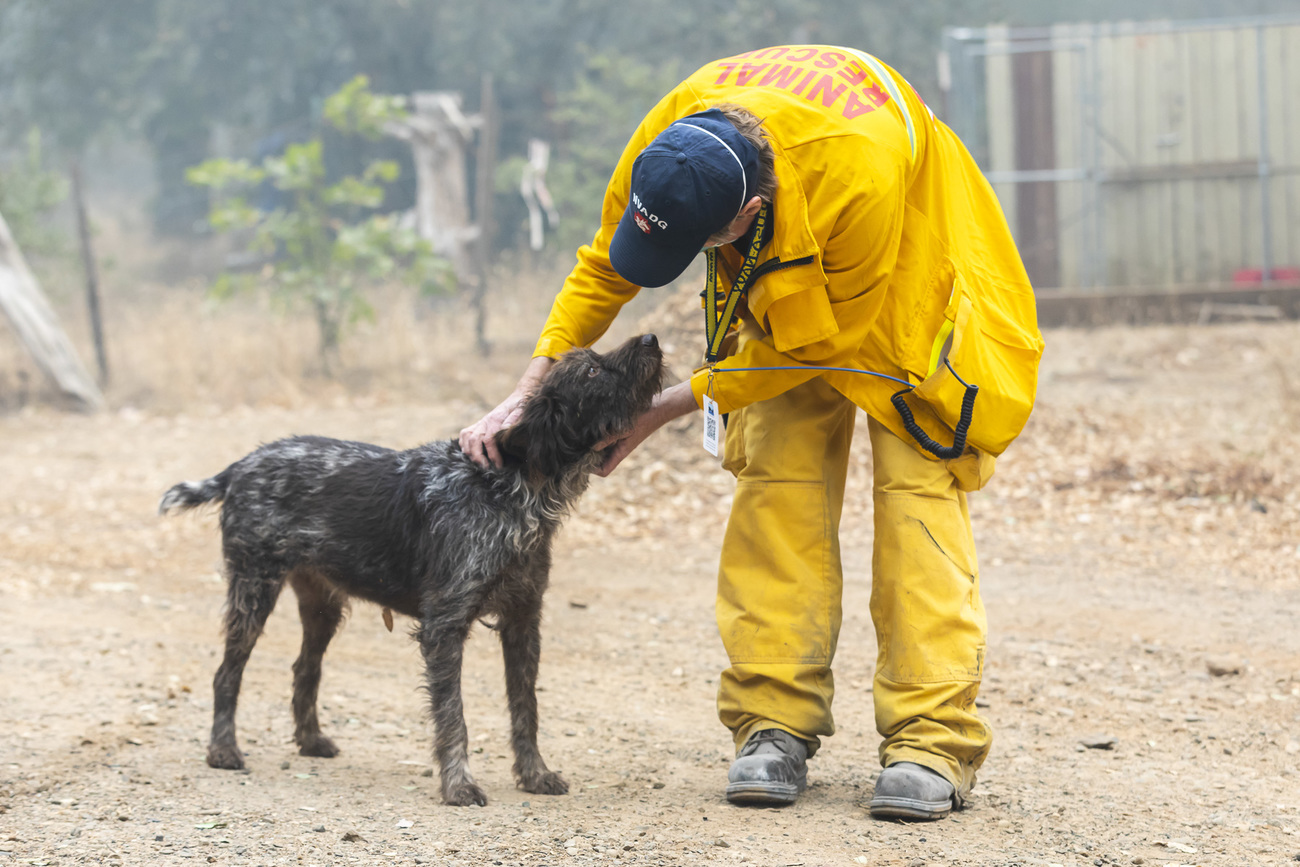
{"left": 418, "top": 602, "right": 486, "bottom": 807}
{"left": 499, "top": 588, "right": 568, "bottom": 796}
{"left": 287, "top": 569, "right": 345, "bottom": 759}
{"left": 208, "top": 558, "right": 286, "bottom": 770}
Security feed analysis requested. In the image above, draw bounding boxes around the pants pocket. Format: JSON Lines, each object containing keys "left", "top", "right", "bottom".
{"left": 871, "top": 491, "right": 985, "bottom": 685}
{"left": 717, "top": 480, "right": 841, "bottom": 665}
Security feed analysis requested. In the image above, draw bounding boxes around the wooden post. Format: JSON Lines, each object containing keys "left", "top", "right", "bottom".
{"left": 520, "top": 139, "right": 559, "bottom": 252}
{"left": 70, "top": 160, "right": 109, "bottom": 385}
{"left": 472, "top": 72, "right": 498, "bottom": 358}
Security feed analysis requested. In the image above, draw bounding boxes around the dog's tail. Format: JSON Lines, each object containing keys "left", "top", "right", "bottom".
{"left": 158, "top": 470, "right": 230, "bottom": 515}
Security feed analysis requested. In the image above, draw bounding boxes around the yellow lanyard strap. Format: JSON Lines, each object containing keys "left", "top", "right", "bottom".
{"left": 703, "top": 203, "right": 769, "bottom": 363}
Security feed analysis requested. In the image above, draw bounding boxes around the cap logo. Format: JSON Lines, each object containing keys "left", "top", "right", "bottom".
{"left": 631, "top": 192, "right": 668, "bottom": 231}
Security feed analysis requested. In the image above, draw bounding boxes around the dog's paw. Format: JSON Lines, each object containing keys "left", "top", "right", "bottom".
{"left": 206, "top": 742, "right": 246, "bottom": 770}
{"left": 442, "top": 781, "right": 488, "bottom": 807}
{"left": 522, "top": 771, "right": 569, "bottom": 796}
{"left": 297, "top": 734, "right": 340, "bottom": 759}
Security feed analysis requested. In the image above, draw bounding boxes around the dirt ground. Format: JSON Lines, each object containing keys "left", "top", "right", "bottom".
{"left": 3, "top": 317, "right": 1300, "bottom": 867}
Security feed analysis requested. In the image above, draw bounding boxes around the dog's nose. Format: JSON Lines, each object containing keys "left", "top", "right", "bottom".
{"left": 640, "top": 334, "right": 659, "bottom": 347}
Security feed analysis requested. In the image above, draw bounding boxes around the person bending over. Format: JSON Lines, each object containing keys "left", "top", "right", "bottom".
{"left": 461, "top": 44, "right": 1043, "bottom": 821}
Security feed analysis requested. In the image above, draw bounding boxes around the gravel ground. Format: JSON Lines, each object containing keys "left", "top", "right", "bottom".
{"left": 2, "top": 320, "right": 1299, "bottom": 866}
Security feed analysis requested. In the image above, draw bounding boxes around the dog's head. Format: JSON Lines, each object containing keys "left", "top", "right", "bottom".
{"left": 497, "top": 334, "right": 665, "bottom": 482}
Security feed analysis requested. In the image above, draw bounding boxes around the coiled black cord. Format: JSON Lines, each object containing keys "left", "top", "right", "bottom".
{"left": 890, "top": 381, "right": 978, "bottom": 460}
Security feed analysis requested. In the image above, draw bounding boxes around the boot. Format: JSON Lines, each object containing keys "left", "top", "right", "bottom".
{"left": 725, "top": 728, "right": 808, "bottom": 806}
{"left": 869, "top": 761, "right": 956, "bottom": 820}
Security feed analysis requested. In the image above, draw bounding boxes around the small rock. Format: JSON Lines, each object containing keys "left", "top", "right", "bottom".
{"left": 908, "top": 859, "right": 927, "bottom": 867}
{"left": 280, "top": 761, "right": 290, "bottom": 770}
{"left": 1079, "top": 735, "right": 1118, "bottom": 750}
{"left": 1206, "top": 655, "right": 1243, "bottom": 677}
{"left": 341, "top": 832, "right": 364, "bottom": 842}
{"left": 671, "top": 667, "right": 684, "bottom": 678}
{"left": 569, "top": 600, "right": 588, "bottom": 609}
{"left": 421, "top": 768, "right": 433, "bottom": 777}
{"left": 714, "top": 839, "right": 729, "bottom": 848}
{"left": 652, "top": 781, "right": 665, "bottom": 789}
{"left": 312, "top": 825, "right": 325, "bottom": 833}
{"left": 396, "top": 818, "right": 413, "bottom": 829}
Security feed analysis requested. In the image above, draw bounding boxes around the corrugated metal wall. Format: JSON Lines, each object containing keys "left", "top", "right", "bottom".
{"left": 943, "top": 16, "right": 1300, "bottom": 291}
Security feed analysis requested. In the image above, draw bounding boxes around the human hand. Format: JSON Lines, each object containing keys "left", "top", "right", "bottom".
{"left": 460, "top": 356, "right": 556, "bottom": 468}
{"left": 459, "top": 392, "right": 526, "bottom": 468}
{"left": 594, "top": 381, "right": 699, "bottom": 477}
{"left": 593, "top": 429, "right": 643, "bottom": 477}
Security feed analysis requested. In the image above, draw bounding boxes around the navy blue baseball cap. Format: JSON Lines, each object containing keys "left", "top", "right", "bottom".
{"left": 608, "top": 108, "right": 760, "bottom": 289}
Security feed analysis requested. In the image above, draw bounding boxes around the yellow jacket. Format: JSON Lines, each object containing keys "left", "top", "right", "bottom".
{"left": 535, "top": 46, "right": 1044, "bottom": 462}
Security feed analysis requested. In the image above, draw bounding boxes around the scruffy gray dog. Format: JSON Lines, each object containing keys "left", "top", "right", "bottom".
{"left": 160, "top": 334, "right": 664, "bottom": 806}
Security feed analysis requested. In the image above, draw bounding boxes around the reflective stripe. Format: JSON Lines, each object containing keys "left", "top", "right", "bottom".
{"left": 927, "top": 318, "right": 956, "bottom": 378}
{"left": 835, "top": 47, "right": 916, "bottom": 160}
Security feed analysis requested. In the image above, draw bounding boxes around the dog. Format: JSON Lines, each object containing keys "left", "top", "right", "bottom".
{"left": 159, "top": 334, "right": 664, "bottom": 806}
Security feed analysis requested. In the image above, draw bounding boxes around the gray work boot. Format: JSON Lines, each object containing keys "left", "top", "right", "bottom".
{"left": 869, "top": 762, "right": 956, "bottom": 820}
{"left": 725, "top": 728, "right": 809, "bottom": 806}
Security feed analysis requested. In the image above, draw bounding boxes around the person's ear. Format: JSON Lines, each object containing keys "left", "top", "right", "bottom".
{"left": 739, "top": 196, "right": 763, "bottom": 219}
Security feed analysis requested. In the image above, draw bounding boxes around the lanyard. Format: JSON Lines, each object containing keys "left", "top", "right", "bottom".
{"left": 703, "top": 203, "right": 769, "bottom": 364}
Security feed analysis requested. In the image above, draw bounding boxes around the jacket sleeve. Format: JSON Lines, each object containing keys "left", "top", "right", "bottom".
{"left": 533, "top": 87, "right": 704, "bottom": 359}
{"left": 689, "top": 155, "right": 908, "bottom": 414}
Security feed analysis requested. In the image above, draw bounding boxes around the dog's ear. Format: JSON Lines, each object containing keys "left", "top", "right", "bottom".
{"left": 509, "top": 388, "right": 585, "bottom": 482}
{"left": 494, "top": 425, "right": 529, "bottom": 467}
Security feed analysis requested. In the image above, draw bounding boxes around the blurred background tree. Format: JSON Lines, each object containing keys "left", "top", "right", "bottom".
{"left": 187, "top": 76, "right": 449, "bottom": 374}
{"left": 1, "top": 0, "right": 1295, "bottom": 258}
{"left": 0, "top": 129, "right": 69, "bottom": 260}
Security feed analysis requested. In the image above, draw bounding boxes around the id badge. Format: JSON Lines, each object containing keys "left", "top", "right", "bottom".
{"left": 702, "top": 394, "right": 721, "bottom": 457}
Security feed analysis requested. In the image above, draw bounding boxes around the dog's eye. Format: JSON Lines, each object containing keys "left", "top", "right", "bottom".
{"left": 586, "top": 365, "right": 600, "bottom": 378}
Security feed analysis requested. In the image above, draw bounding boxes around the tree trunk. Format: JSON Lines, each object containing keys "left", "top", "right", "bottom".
{"left": 0, "top": 208, "right": 103, "bottom": 409}
{"left": 313, "top": 297, "right": 343, "bottom": 378}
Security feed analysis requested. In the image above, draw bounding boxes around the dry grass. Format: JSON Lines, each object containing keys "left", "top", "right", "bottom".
{"left": 0, "top": 270, "right": 540, "bottom": 414}
{"left": 0, "top": 247, "right": 695, "bottom": 415}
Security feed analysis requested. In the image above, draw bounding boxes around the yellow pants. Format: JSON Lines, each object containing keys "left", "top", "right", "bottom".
{"left": 716, "top": 376, "right": 991, "bottom": 799}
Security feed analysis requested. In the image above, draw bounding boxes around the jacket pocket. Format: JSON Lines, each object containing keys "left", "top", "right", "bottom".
{"left": 910, "top": 267, "right": 1042, "bottom": 459}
